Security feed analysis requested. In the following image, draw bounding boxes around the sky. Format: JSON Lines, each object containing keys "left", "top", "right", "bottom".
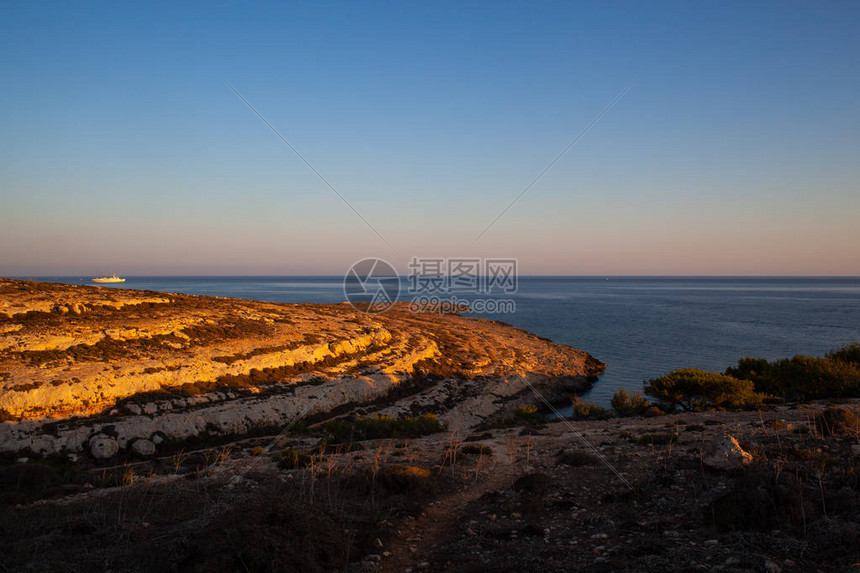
{"left": 1, "top": 1, "right": 858, "bottom": 276}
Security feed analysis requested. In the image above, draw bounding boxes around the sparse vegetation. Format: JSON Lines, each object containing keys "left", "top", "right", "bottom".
{"left": 610, "top": 388, "right": 650, "bottom": 416}
{"left": 813, "top": 406, "right": 859, "bottom": 438}
{"left": 275, "top": 448, "right": 315, "bottom": 470}
{"left": 460, "top": 444, "right": 493, "bottom": 456}
{"left": 570, "top": 397, "right": 612, "bottom": 420}
{"left": 514, "top": 405, "right": 546, "bottom": 423}
{"left": 326, "top": 413, "right": 446, "bottom": 443}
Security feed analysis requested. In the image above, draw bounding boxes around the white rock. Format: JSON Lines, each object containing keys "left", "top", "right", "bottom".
{"left": 131, "top": 439, "right": 156, "bottom": 456}
{"left": 89, "top": 434, "right": 119, "bottom": 459}
{"left": 703, "top": 435, "right": 753, "bottom": 470}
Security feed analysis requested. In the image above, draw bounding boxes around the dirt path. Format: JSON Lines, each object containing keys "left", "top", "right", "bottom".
{"left": 380, "top": 456, "right": 518, "bottom": 572}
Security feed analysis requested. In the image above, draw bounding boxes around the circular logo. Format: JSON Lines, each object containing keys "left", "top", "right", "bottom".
{"left": 343, "top": 258, "right": 400, "bottom": 314}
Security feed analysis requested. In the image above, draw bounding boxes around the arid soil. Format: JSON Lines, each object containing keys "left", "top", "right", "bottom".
{"left": 0, "top": 403, "right": 857, "bottom": 572}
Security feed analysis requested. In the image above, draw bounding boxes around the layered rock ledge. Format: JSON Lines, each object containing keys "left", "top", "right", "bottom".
{"left": 0, "top": 279, "right": 603, "bottom": 458}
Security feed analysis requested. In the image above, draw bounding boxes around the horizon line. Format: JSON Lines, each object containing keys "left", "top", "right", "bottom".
{"left": 7, "top": 274, "right": 860, "bottom": 280}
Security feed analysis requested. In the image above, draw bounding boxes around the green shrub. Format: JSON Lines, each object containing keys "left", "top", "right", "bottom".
{"left": 570, "top": 397, "right": 612, "bottom": 420}
{"left": 514, "top": 405, "right": 546, "bottom": 423}
{"left": 779, "top": 355, "right": 860, "bottom": 399}
{"left": 325, "top": 419, "right": 354, "bottom": 443}
{"left": 644, "top": 368, "right": 764, "bottom": 411}
{"left": 827, "top": 342, "right": 860, "bottom": 365}
{"left": 326, "top": 414, "right": 447, "bottom": 443}
{"left": 726, "top": 354, "right": 860, "bottom": 400}
{"left": 610, "top": 388, "right": 650, "bottom": 417}
{"left": 726, "top": 345, "right": 860, "bottom": 400}
{"left": 725, "top": 357, "right": 775, "bottom": 392}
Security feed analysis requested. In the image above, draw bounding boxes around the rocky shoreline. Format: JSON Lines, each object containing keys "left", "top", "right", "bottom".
{"left": 0, "top": 279, "right": 603, "bottom": 459}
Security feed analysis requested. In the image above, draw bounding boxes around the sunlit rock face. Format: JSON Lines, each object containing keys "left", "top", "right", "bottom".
{"left": 0, "top": 279, "right": 604, "bottom": 458}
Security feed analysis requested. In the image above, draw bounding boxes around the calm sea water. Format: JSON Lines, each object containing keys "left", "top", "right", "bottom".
{"left": 23, "top": 276, "right": 860, "bottom": 406}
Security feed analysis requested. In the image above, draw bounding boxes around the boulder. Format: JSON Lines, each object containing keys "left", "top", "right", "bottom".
{"left": 703, "top": 435, "right": 753, "bottom": 470}
{"left": 89, "top": 434, "right": 119, "bottom": 459}
{"left": 131, "top": 439, "right": 156, "bottom": 457}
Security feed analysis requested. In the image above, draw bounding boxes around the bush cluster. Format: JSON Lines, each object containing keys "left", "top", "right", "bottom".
{"left": 726, "top": 344, "right": 860, "bottom": 400}
{"left": 325, "top": 413, "right": 446, "bottom": 443}
{"left": 644, "top": 368, "right": 765, "bottom": 412}
{"left": 638, "top": 342, "right": 860, "bottom": 412}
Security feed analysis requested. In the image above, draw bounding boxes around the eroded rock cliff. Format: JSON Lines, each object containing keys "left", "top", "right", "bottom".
{"left": 0, "top": 279, "right": 603, "bottom": 458}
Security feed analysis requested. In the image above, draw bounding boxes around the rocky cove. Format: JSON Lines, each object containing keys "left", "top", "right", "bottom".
{"left": 0, "top": 279, "right": 603, "bottom": 459}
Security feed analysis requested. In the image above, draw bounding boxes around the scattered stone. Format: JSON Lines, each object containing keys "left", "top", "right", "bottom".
{"left": 89, "top": 434, "right": 119, "bottom": 459}
{"left": 131, "top": 439, "right": 156, "bottom": 456}
{"left": 703, "top": 435, "right": 753, "bottom": 470}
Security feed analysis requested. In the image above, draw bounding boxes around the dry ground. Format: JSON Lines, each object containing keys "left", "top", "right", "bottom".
{"left": 1, "top": 401, "right": 857, "bottom": 572}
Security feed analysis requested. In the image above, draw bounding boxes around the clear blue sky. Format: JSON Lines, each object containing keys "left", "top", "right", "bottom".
{"left": 1, "top": 1, "right": 858, "bottom": 276}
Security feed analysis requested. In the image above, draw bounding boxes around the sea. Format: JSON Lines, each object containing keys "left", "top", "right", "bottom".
{"left": 22, "top": 276, "right": 860, "bottom": 407}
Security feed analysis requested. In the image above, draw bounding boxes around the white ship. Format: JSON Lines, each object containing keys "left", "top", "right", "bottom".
{"left": 92, "top": 275, "right": 126, "bottom": 283}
